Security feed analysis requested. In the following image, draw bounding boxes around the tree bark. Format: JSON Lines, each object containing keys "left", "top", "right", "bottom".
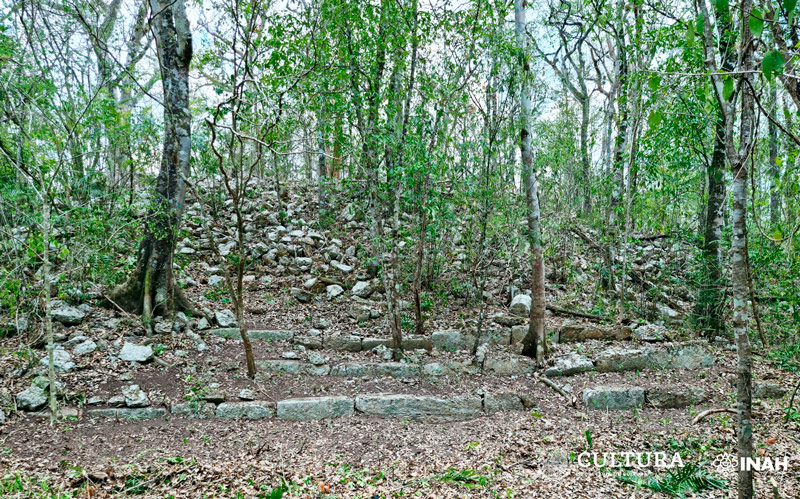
{"left": 42, "top": 193, "right": 56, "bottom": 424}
{"left": 109, "top": 0, "right": 193, "bottom": 332}
{"left": 516, "top": 0, "right": 546, "bottom": 365}
{"left": 696, "top": 113, "right": 727, "bottom": 335}
{"left": 768, "top": 83, "right": 781, "bottom": 226}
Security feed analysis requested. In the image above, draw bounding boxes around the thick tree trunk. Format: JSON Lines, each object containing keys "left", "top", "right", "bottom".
{"left": 696, "top": 115, "right": 727, "bottom": 335}
{"left": 109, "top": 0, "right": 192, "bottom": 332}
{"left": 516, "top": 0, "right": 546, "bottom": 365}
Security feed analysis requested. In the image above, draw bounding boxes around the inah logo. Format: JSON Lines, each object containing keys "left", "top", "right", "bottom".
{"left": 710, "top": 454, "right": 792, "bottom": 472}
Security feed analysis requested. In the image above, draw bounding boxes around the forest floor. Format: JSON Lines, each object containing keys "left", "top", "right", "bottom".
{"left": 1, "top": 192, "right": 799, "bottom": 498}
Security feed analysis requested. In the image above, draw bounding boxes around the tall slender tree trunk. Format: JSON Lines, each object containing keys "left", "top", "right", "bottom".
{"left": 784, "top": 95, "right": 796, "bottom": 236}
{"left": 317, "top": 108, "right": 329, "bottom": 221}
{"left": 109, "top": 0, "right": 193, "bottom": 331}
{"left": 42, "top": 193, "right": 56, "bottom": 424}
{"left": 768, "top": 84, "right": 781, "bottom": 226}
{"left": 731, "top": 0, "right": 755, "bottom": 495}
{"left": 579, "top": 95, "right": 591, "bottom": 215}
{"left": 515, "top": 0, "right": 546, "bottom": 365}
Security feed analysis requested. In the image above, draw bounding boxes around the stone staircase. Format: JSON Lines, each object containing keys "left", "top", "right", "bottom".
{"left": 63, "top": 324, "right": 788, "bottom": 424}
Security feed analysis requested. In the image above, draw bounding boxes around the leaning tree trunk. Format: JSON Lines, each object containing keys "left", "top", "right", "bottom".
{"left": 515, "top": 0, "right": 546, "bottom": 365}
{"left": 109, "top": 0, "right": 192, "bottom": 333}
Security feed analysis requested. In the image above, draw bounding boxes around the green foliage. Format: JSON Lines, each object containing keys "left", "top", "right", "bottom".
{"left": 435, "top": 468, "right": 492, "bottom": 489}
{"left": 617, "top": 463, "right": 727, "bottom": 498}
{"left": 762, "top": 49, "right": 785, "bottom": 80}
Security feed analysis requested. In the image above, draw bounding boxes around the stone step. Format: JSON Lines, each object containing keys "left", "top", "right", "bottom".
{"left": 214, "top": 329, "right": 714, "bottom": 378}
{"left": 84, "top": 392, "right": 531, "bottom": 422}
{"left": 582, "top": 384, "right": 708, "bottom": 410}
{"left": 80, "top": 381, "right": 709, "bottom": 423}
{"left": 211, "top": 328, "right": 514, "bottom": 353}
{"left": 592, "top": 341, "right": 714, "bottom": 373}
{"left": 255, "top": 355, "right": 535, "bottom": 378}
{"left": 249, "top": 341, "right": 712, "bottom": 381}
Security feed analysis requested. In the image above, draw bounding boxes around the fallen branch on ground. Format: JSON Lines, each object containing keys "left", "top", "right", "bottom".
{"left": 692, "top": 408, "right": 762, "bottom": 425}
{"left": 546, "top": 304, "right": 606, "bottom": 321}
{"left": 538, "top": 376, "right": 577, "bottom": 407}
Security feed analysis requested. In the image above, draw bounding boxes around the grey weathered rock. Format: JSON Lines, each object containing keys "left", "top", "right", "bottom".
{"left": 122, "top": 385, "right": 150, "bottom": 408}
{"left": 511, "top": 325, "right": 527, "bottom": 344}
{"left": 422, "top": 360, "right": 479, "bottom": 376}
{"left": 294, "top": 335, "right": 323, "bottom": 350}
{"left": 216, "top": 401, "right": 275, "bottom": 419}
{"left": 307, "top": 351, "right": 326, "bottom": 365}
{"left": 186, "top": 330, "right": 207, "bottom": 352}
{"left": 215, "top": 309, "right": 238, "bottom": 328}
{"left": 509, "top": 294, "right": 531, "bottom": 317}
{"left": 633, "top": 323, "right": 668, "bottom": 342}
{"left": 325, "top": 335, "right": 362, "bottom": 352}
{"left": 204, "top": 389, "right": 227, "bottom": 404}
{"left": 559, "top": 322, "right": 632, "bottom": 342}
{"left": 208, "top": 275, "right": 224, "bottom": 287}
{"left": 431, "top": 330, "right": 472, "bottom": 351}
{"left": 355, "top": 394, "right": 482, "bottom": 420}
{"left": 312, "top": 318, "right": 330, "bottom": 329}
{"left": 72, "top": 339, "right": 97, "bottom": 356}
{"left": 594, "top": 346, "right": 653, "bottom": 372}
{"left": 118, "top": 342, "right": 153, "bottom": 363}
{"left": 544, "top": 352, "right": 594, "bottom": 377}
{"left": 330, "top": 260, "right": 353, "bottom": 274}
{"left": 211, "top": 328, "right": 240, "bottom": 339}
{"left": 483, "top": 354, "right": 537, "bottom": 376}
{"left": 171, "top": 401, "right": 216, "bottom": 418}
{"left": 51, "top": 304, "right": 86, "bottom": 325}
{"left": 371, "top": 344, "right": 394, "bottom": 361}
{"left": 213, "top": 328, "right": 294, "bottom": 342}
{"left": 646, "top": 386, "right": 706, "bottom": 408}
{"left": 351, "top": 281, "right": 373, "bottom": 298}
{"left": 583, "top": 385, "right": 644, "bottom": 410}
{"left": 291, "top": 287, "right": 313, "bottom": 303}
{"left": 295, "top": 257, "right": 313, "bottom": 269}
{"left": 256, "top": 359, "right": 330, "bottom": 376}
{"left": 87, "top": 408, "right": 166, "bottom": 420}
{"left": 651, "top": 342, "right": 715, "bottom": 370}
{"left": 484, "top": 393, "right": 525, "bottom": 413}
{"left": 277, "top": 396, "right": 354, "bottom": 420}
{"left": 754, "top": 383, "right": 788, "bottom": 399}
{"left": 238, "top": 389, "right": 257, "bottom": 401}
{"left": 107, "top": 394, "right": 126, "bottom": 406}
{"left": 17, "top": 385, "right": 47, "bottom": 411}
{"left": 64, "top": 335, "right": 87, "bottom": 348}
{"left": 40, "top": 348, "right": 75, "bottom": 373}
{"left": 326, "top": 284, "right": 344, "bottom": 299}
{"left": 32, "top": 376, "right": 63, "bottom": 392}
{"left": 330, "top": 362, "right": 420, "bottom": 378}
{"left": 340, "top": 203, "right": 356, "bottom": 222}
